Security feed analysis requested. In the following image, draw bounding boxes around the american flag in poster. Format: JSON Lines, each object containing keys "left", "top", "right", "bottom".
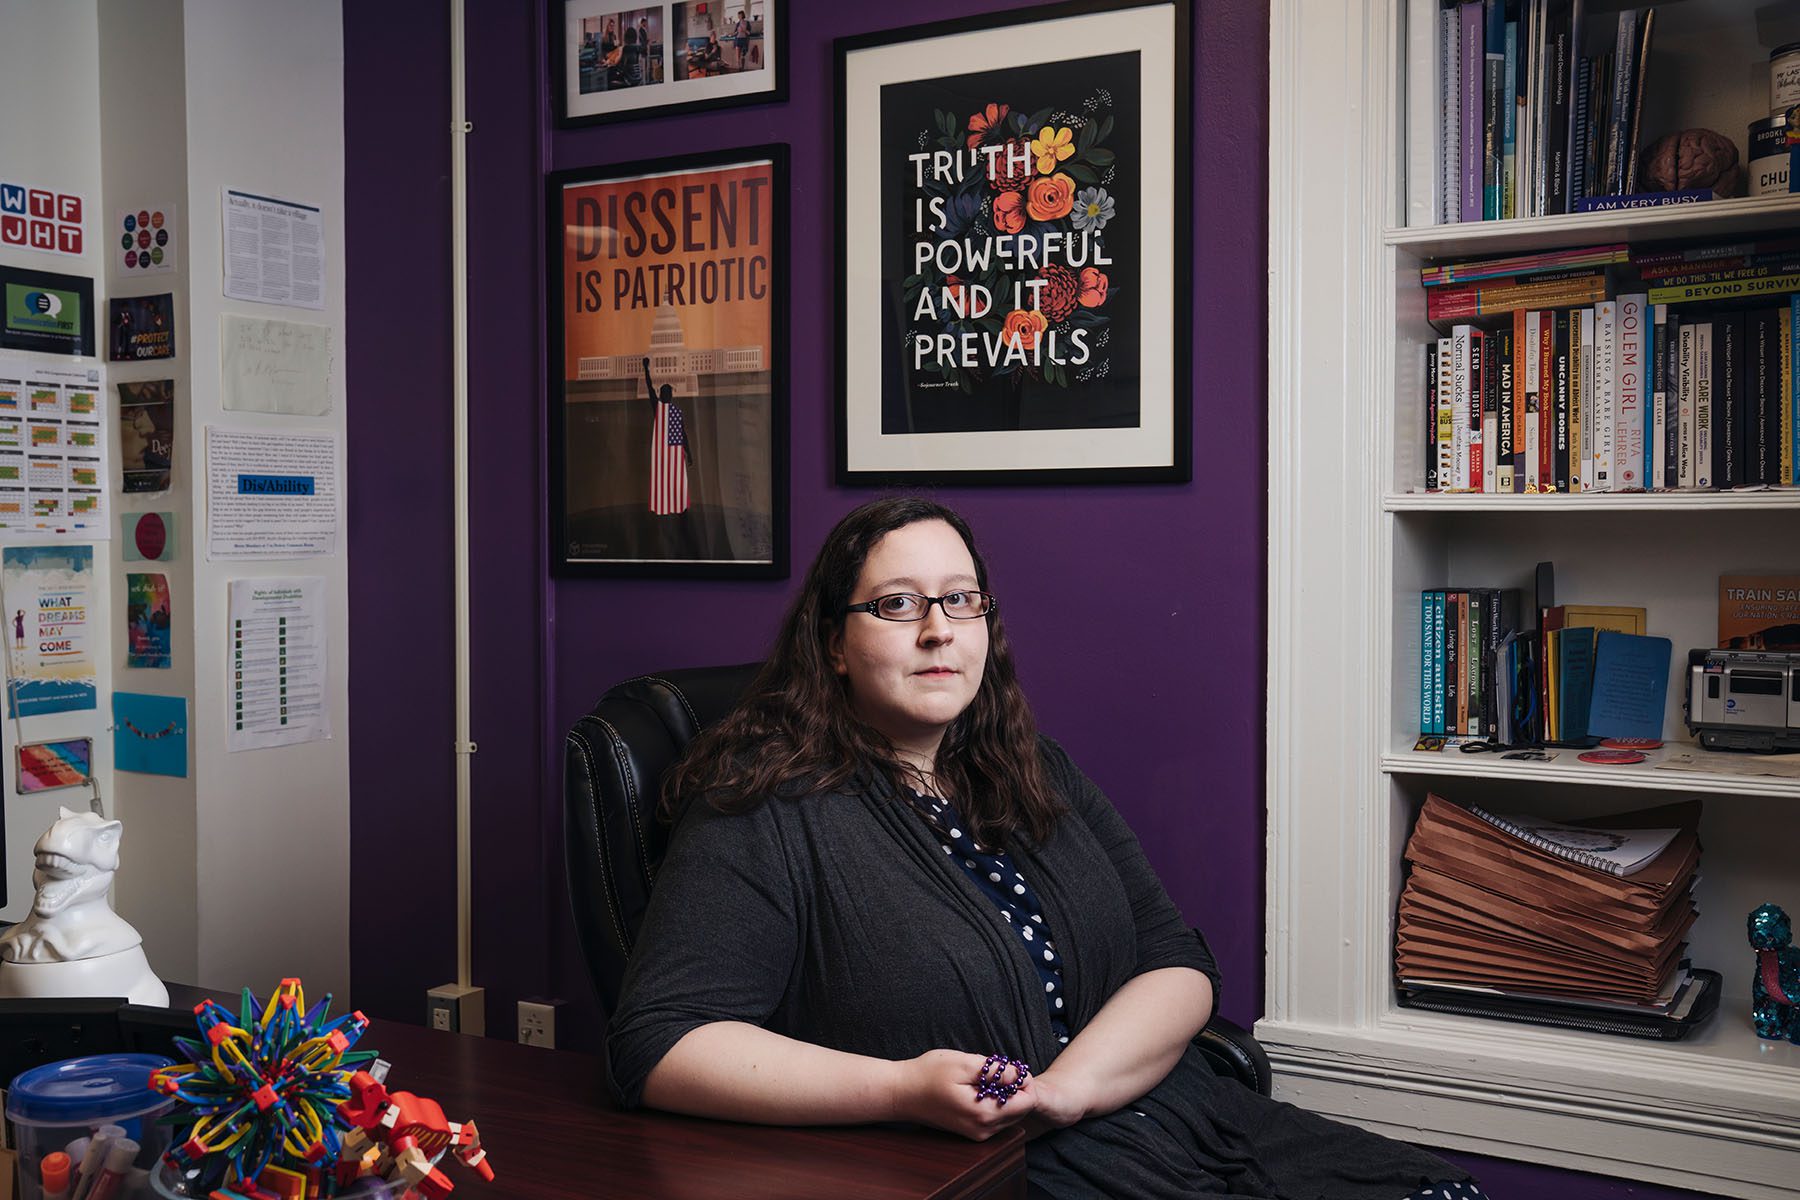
{"left": 649, "top": 398, "right": 689, "bottom": 515}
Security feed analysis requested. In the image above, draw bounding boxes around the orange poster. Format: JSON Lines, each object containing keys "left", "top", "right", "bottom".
{"left": 1718, "top": 575, "right": 1800, "bottom": 651}
{"left": 552, "top": 151, "right": 784, "bottom": 575}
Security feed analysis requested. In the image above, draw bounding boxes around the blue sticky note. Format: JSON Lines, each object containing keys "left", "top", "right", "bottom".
{"left": 113, "top": 691, "right": 188, "bottom": 777}
{"left": 1587, "top": 632, "right": 1673, "bottom": 741}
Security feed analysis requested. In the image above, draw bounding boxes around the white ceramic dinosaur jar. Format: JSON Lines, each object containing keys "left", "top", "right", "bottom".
{"left": 0, "top": 807, "right": 168, "bottom": 1005}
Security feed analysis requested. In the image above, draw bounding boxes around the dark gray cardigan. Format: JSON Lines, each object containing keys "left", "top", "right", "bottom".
{"left": 607, "top": 738, "right": 1469, "bottom": 1198}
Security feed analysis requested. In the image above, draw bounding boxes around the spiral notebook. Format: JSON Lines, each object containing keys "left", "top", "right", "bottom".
{"left": 1466, "top": 806, "right": 1681, "bottom": 877}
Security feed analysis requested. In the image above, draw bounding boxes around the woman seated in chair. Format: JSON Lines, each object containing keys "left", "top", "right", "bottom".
{"left": 608, "top": 497, "right": 1488, "bottom": 1199}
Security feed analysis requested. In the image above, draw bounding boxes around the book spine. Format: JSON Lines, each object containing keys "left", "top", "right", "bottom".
{"left": 1651, "top": 305, "right": 1669, "bottom": 489}
{"left": 1425, "top": 341, "right": 1440, "bottom": 490}
{"left": 1426, "top": 277, "right": 1608, "bottom": 320}
{"left": 1677, "top": 323, "right": 1695, "bottom": 488}
{"left": 1457, "top": 591, "right": 1471, "bottom": 736}
{"left": 1470, "top": 328, "right": 1486, "bottom": 489}
{"left": 1552, "top": 309, "right": 1571, "bottom": 490}
{"left": 1605, "top": 10, "right": 1635, "bottom": 194}
{"left": 1623, "top": 8, "right": 1654, "bottom": 195}
{"left": 1570, "top": 305, "right": 1588, "bottom": 492}
{"left": 1586, "top": 49, "right": 1610, "bottom": 203}
{"left": 1441, "top": 4, "right": 1460, "bottom": 224}
{"left": 1526, "top": 314, "right": 1540, "bottom": 496}
{"left": 1483, "top": 589, "right": 1504, "bottom": 740}
{"left": 1432, "top": 592, "right": 1447, "bottom": 732}
{"left": 1544, "top": 0, "right": 1571, "bottom": 214}
{"left": 1467, "top": 589, "right": 1483, "bottom": 736}
{"left": 1452, "top": 324, "right": 1474, "bottom": 489}
{"left": 1445, "top": 591, "right": 1462, "bottom": 738}
{"left": 1664, "top": 311, "right": 1682, "bottom": 488}
{"left": 1785, "top": 301, "right": 1795, "bottom": 486}
{"left": 1652, "top": 261, "right": 1800, "bottom": 288}
{"left": 1592, "top": 299, "right": 1616, "bottom": 490}
{"left": 1420, "top": 243, "right": 1628, "bottom": 285}
{"left": 1461, "top": 2, "right": 1485, "bottom": 222}
{"left": 1574, "top": 188, "right": 1721, "bottom": 213}
{"left": 1616, "top": 293, "right": 1647, "bottom": 489}
{"left": 1483, "top": 0, "right": 1505, "bottom": 220}
{"left": 1754, "top": 307, "right": 1779, "bottom": 487}
{"left": 1514, "top": 309, "right": 1531, "bottom": 492}
{"left": 1481, "top": 327, "right": 1498, "bottom": 492}
{"left": 1641, "top": 299, "right": 1657, "bottom": 488}
{"left": 1437, "top": 335, "right": 1457, "bottom": 489}
{"left": 1422, "top": 591, "right": 1437, "bottom": 733}
{"left": 1648, "top": 273, "right": 1800, "bottom": 306}
{"left": 1528, "top": 0, "right": 1546, "bottom": 217}
{"left": 1502, "top": 18, "right": 1519, "bottom": 219}
{"left": 1537, "top": 310, "right": 1555, "bottom": 490}
{"left": 1568, "top": 55, "right": 1591, "bottom": 204}
{"left": 1410, "top": 0, "right": 1447, "bottom": 225}
{"left": 1694, "top": 321, "right": 1714, "bottom": 489}
{"left": 1496, "top": 326, "right": 1516, "bottom": 492}
{"left": 1717, "top": 312, "right": 1741, "bottom": 489}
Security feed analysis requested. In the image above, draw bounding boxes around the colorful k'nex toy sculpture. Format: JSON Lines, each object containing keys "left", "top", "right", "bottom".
{"left": 149, "top": 978, "right": 495, "bottom": 1199}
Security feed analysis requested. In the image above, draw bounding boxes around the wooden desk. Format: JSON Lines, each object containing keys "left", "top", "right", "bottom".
{"left": 370, "top": 1020, "right": 1026, "bottom": 1200}
{"left": 138, "top": 990, "right": 1026, "bottom": 1200}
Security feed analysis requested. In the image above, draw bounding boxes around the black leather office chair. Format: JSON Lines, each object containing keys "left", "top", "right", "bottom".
{"left": 564, "top": 664, "right": 1272, "bottom": 1096}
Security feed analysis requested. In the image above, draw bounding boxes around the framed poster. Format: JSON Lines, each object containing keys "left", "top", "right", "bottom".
{"left": 549, "top": 145, "right": 788, "bottom": 578}
{"left": 835, "top": 0, "right": 1190, "bottom": 484}
{"left": 555, "top": 0, "right": 785, "bottom": 127}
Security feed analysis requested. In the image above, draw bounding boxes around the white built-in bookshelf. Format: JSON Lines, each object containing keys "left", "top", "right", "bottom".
{"left": 1268, "top": 1, "right": 1800, "bottom": 1196}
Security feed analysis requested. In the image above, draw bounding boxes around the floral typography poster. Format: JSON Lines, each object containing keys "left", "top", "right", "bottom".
{"left": 837, "top": 1, "right": 1188, "bottom": 482}
{"left": 549, "top": 147, "right": 787, "bottom": 577}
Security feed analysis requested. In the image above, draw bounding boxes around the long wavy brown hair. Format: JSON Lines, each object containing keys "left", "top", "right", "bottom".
{"left": 663, "top": 497, "right": 1062, "bottom": 847}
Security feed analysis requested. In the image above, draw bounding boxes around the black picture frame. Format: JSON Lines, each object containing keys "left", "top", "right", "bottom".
{"left": 548, "top": 144, "right": 789, "bottom": 579}
{"left": 553, "top": 0, "right": 787, "bottom": 128}
{"left": 834, "top": 0, "right": 1192, "bottom": 486}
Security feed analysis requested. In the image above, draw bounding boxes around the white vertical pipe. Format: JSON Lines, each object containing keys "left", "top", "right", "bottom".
{"left": 450, "top": 0, "right": 474, "bottom": 991}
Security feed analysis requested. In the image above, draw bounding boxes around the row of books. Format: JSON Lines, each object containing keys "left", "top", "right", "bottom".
{"left": 1430, "top": 0, "right": 1663, "bottom": 224}
{"left": 1421, "top": 295, "right": 1800, "bottom": 493}
{"left": 1418, "top": 592, "right": 1669, "bottom": 743}
{"left": 1396, "top": 793, "right": 1711, "bottom": 1030}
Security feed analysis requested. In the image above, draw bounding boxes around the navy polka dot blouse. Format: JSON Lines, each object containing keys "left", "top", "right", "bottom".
{"left": 908, "top": 789, "right": 1071, "bottom": 1045}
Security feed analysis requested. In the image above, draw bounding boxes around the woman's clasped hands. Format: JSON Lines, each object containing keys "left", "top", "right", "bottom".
{"left": 889, "top": 1048, "right": 1089, "bottom": 1142}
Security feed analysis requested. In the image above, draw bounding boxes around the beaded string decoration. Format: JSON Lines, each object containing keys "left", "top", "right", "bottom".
{"left": 150, "top": 977, "right": 376, "bottom": 1195}
{"left": 974, "top": 1054, "right": 1031, "bottom": 1106}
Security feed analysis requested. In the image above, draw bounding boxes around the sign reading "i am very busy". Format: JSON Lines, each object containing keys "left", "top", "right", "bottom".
{"left": 0, "top": 182, "right": 85, "bottom": 257}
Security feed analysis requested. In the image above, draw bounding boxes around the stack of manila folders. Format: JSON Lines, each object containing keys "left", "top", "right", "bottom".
{"left": 1397, "top": 793, "right": 1707, "bottom": 1022}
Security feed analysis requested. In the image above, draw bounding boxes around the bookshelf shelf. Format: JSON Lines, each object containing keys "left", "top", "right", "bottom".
{"left": 1384, "top": 194, "right": 1800, "bottom": 257}
{"left": 1380, "top": 750, "right": 1800, "bottom": 802}
{"left": 1385, "top": 490, "right": 1800, "bottom": 511}
{"left": 1269, "top": 0, "right": 1800, "bottom": 1193}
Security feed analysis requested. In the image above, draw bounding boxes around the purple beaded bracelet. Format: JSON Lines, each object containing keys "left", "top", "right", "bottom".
{"left": 973, "top": 1054, "right": 1031, "bottom": 1106}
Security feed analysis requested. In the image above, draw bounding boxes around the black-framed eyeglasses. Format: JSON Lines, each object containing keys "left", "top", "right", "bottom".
{"left": 842, "top": 591, "right": 997, "bottom": 622}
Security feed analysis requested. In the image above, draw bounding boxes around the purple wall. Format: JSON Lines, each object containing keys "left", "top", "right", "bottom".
{"left": 344, "top": 2, "right": 1723, "bottom": 1196}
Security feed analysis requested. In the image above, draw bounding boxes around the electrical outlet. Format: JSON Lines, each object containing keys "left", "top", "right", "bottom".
{"left": 427, "top": 984, "right": 485, "bottom": 1035}
{"left": 517, "top": 999, "right": 561, "bottom": 1048}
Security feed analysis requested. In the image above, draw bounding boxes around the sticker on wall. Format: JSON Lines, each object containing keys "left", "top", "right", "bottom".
{"left": 115, "top": 203, "right": 176, "bottom": 275}
{"left": 121, "top": 512, "right": 178, "bottom": 561}
{"left": 0, "top": 265, "right": 95, "bottom": 357}
{"left": 1, "top": 544, "right": 98, "bottom": 717}
{"left": 0, "top": 180, "right": 85, "bottom": 257}
{"left": 16, "top": 736, "right": 94, "bottom": 794}
{"left": 125, "top": 572, "right": 171, "bottom": 669}
{"left": 108, "top": 294, "right": 176, "bottom": 362}
{"left": 118, "top": 380, "right": 174, "bottom": 493}
{"left": 112, "top": 691, "right": 188, "bottom": 777}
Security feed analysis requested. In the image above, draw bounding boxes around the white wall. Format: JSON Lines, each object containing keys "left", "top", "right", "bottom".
{"left": 98, "top": 0, "right": 199, "bottom": 987}
{"left": 181, "top": 0, "right": 350, "bottom": 996}
{"left": 0, "top": 0, "right": 124, "bottom": 935}
{"left": 0, "top": 0, "right": 349, "bottom": 998}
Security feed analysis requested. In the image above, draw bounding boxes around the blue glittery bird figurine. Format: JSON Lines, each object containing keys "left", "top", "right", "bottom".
{"left": 1748, "top": 903, "right": 1800, "bottom": 1043}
